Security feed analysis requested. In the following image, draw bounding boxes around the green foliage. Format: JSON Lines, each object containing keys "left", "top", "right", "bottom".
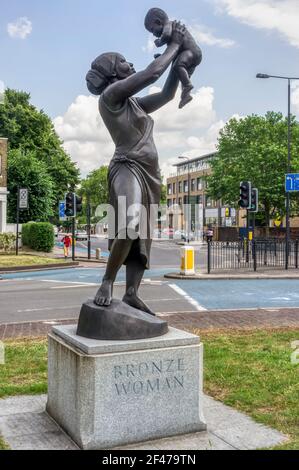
{"left": 7, "top": 149, "right": 55, "bottom": 223}
{"left": 160, "top": 182, "right": 167, "bottom": 205}
{"left": 22, "top": 222, "right": 54, "bottom": 252}
{"left": 0, "top": 89, "right": 80, "bottom": 215}
{"left": 21, "top": 222, "right": 35, "bottom": 246}
{"left": 207, "top": 112, "right": 299, "bottom": 225}
{"left": 78, "top": 166, "right": 109, "bottom": 223}
{"left": 0, "top": 233, "right": 16, "bottom": 252}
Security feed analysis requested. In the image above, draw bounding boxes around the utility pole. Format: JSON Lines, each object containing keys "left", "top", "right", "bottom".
{"left": 87, "top": 195, "right": 91, "bottom": 260}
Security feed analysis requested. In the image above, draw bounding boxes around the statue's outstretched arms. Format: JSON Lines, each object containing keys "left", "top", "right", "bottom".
{"left": 105, "top": 21, "right": 185, "bottom": 107}
{"left": 136, "top": 67, "right": 179, "bottom": 114}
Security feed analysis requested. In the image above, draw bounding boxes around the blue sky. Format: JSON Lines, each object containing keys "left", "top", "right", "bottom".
{"left": 1, "top": 1, "right": 299, "bottom": 176}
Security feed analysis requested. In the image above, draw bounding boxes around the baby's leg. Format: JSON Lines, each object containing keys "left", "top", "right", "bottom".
{"left": 174, "top": 51, "right": 196, "bottom": 108}
{"left": 174, "top": 50, "right": 195, "bottom": 89}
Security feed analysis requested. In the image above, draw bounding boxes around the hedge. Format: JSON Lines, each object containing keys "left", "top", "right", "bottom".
{"left": 22, "top": 222, "right": 54, "bottom": 252}
{"left": 21, "top": 222, "right": 35, "bottom": 247}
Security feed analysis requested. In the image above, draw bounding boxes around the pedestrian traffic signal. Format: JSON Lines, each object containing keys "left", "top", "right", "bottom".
{"left": 238, "top": 181, "right": 251, "bottom": 209}
{"left": 76, "top": 195, "right": 83, "bottom": 214}
{"left": 250, "top": 188, "right": 259, "bottom": 213}
{"left": 65, "top": 192, "right": 75, "bottom": 217}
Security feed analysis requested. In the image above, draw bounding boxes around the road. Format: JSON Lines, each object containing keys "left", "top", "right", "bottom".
{"left": 57, "top": 236, "right": 207, "bottom": 268}
{"left": 2, "top": 260, "right": 299, "bottom": 323}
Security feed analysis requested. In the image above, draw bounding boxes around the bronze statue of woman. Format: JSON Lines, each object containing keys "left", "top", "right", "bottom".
{"left": 86, "top": 21, "right": 186, "bottom": 316}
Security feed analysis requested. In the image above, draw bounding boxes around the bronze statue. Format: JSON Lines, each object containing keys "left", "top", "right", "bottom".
{"left": 85, "top": 21, "right": 186, "bottom": 313}
{"left": 77, "top": 19, "right": 196, "bottom": 340}
{"left": 145, "top": 8, "right": 202, "bottom": 109}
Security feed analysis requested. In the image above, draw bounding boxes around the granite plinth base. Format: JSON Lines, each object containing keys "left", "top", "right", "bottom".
{"left": 46, "top": 325, "right": 206, "bottom": 449}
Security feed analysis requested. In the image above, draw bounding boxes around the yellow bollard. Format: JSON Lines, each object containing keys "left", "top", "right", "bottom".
{"left": 180, "top": 245, "right": 195, "bottom": 275}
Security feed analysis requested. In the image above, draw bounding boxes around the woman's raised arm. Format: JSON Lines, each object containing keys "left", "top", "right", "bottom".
{"left": 104, "top": 21, "right": 185, "bottom": 107}
{"left": 136, "top": 66, "right": 180, "bottom": 114}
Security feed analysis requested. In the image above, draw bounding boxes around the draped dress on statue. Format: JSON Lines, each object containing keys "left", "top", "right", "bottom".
{"left": 99, "top": 94, "right": 161, "bottom": 269}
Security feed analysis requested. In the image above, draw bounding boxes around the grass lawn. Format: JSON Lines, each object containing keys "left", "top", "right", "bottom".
{"left": 0, "top": 329, "right": 298, "bottom": 450}
{"left": 0, "top": 255, "right": 67, "bottom": 268}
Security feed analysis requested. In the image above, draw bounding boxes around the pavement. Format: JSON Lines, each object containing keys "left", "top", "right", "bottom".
{"left": 0, "top": 394, "right": 287, "bottom": 450}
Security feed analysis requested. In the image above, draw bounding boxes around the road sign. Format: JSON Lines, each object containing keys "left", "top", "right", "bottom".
{"left": 18, "top": 188, "right": 28, "bottom": 210}
{"left": 285, "top": 173, "right": 299, "bottom": 192}
{"left": 59, "top": 201, "right": 66, "bottom": 221}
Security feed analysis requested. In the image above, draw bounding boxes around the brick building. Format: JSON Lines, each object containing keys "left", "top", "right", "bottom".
{"left": 0, "top": 138, "right": 8, "bottom": 233}
{"left": 166, "top": 152, "right": 237, "bottom": 238}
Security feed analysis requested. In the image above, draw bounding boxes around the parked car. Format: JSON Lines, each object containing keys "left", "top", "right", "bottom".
{"left": 75, "top": 230, "right": 88, "bottom": 241}
{"left": 162, "top": 228, "right": 175, "bottom": 238}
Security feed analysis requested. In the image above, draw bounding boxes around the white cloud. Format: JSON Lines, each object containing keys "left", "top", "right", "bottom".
{"left": 53, "top": 86, "right": 226, "bottom": 179}
{"left": 142, "top": 35, "right": 156, "bottom": 53}
{"left": 7, "top": 17, "right": 32, "bottom": 39}
{"left": 53, "top": 95, "right": 114, "bottom": 175}
{"left": 0, "top": 81, "right": 4, "bottom": 104}
{"left": 189, "top": 24, "right": 236, "bottom": 48}
{"left": 292, "top": 84, "right": 299, "bottom": 116}
{"left": 213, "top": 0, "right": 299, "bottom": 48}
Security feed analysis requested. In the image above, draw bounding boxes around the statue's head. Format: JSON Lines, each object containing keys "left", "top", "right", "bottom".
{"left": 144, "top": 8, "right": 168, "bottom": 37}
{"left": 86, "top": 53, "right": 135, "bottom": 95}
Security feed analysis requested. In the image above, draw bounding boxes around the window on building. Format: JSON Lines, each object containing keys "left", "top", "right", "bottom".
{"left": 183, "top": 180, "right": 188, "bottom": 193}
{"left": 178, "top": 197, "right": 182, "bottom": 207}
{"left": 191, "top": 179, "right": 195, "bottom": 192}
{"left": 197, "top": 178, "right": 202, "bottom": 190}
{"left": 205, "top": 217, "right": 218, "bottom": 226}
{"left": 167, "top": 184, "right": 172, "bottom": 195}
{"left": 178, "top": 181, "right": 182, "bottom": 193}
{"left": 173, "top": 182, "right": 176, "bottom": 194}
{"left": 206, "top": 197, "right": 213, "bottom": 208}
{"left": 167, "top": 199, "right": 171, "bottom": 208}
{"left": 196, "top": 195, "right": 203, "bottom": 205}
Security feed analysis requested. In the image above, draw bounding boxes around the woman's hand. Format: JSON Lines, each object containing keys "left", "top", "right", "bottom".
{"left": 171, "top": 20, "right": 186, "bottom": 46}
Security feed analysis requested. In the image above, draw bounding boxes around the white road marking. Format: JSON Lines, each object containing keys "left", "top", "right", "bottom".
{"left": 51, "top": 284, "right": 97, "bottom": 289}
{"left": 17, "top": 305, "right": 80, "bottom": 313}
{"left": 168, "top": 283, "right": 207, "bottom": 311}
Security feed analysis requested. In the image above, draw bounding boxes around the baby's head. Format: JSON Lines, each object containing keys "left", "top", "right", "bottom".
{"left": 144, "top": 8, "right": 169, "bottom": 37}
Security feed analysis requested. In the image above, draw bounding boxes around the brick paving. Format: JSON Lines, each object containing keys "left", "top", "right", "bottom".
{"left": 1, "top": 308, "right": 299, "bottom": 340}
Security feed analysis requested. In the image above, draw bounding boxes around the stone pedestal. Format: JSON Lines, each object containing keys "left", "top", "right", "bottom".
{"left": 46, "top": 325, "right": 206, "bottom": 449}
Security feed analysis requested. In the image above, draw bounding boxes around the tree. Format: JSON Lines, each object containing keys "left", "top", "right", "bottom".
{"left": 78, "top": 166, "right": 109, "bottom": 224}
{"left": 7, "top": 149, "right": 55, "bottom": 223}
{"left": 0, "top": 89, "right": 80, "bottom": 213}
{"left": 206, "top": 112, "right": 299, "bottom": 227}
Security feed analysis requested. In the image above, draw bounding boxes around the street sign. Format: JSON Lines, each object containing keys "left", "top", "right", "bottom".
{"left": 59, "top": 201, "right": 66, "bottom": 221}
{"left": 18, "top": 188, "right": 28, "bottom": 210}
{"left": 285, "top": 173, "right": 299, "bottom": 192}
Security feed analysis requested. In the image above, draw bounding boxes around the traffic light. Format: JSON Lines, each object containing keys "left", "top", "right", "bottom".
{"left": 76, "top": 195, "right": 83, "bottom": 214}
{"left": 238, "top": 181, "right": 251, "bottom": 209}
{"left": 65, "top": 192, "right": 75, "bottom": 217}
{"left": 250, "top": 188, "right": 259, "bottom": 213}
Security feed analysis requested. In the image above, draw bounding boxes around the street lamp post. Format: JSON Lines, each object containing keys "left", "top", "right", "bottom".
{"left": 178, "top": 156, "right": 191, "bottom": 243}
{"left": 256, "top": 73, "right": 299, "bottom": 269}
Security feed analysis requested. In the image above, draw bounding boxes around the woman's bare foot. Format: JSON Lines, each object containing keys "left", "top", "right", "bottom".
{"left": 123, "top": 289, "right": 155, "bottom": 316}
{"left": 94, "top": 279, "right": 113, "bottom": 306}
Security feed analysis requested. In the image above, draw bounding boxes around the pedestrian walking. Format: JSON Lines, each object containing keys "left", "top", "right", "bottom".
{"left": 61, "top": 234, "right": 72, "bottom": 259}
{"left": 206, "top": 226, "right": 214, "bottom": 243}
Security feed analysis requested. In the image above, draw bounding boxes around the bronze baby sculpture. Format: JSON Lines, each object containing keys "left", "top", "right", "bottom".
{"left": 145, "top": 7, "right": 202, "bottom": 109}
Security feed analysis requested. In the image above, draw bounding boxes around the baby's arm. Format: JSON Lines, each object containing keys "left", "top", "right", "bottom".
{"left": 155, "top": 21, "right": 173, "bottom": 47}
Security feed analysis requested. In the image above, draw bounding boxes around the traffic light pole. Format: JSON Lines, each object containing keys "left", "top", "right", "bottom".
{"left": 87, "top": 197, "right": 91, "bottom": 260}
{"left": 16, "top": 187, "right": 19, "bottom": 256}
{"left": 72, "top": 217, "right": 75, "bottom": 261}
